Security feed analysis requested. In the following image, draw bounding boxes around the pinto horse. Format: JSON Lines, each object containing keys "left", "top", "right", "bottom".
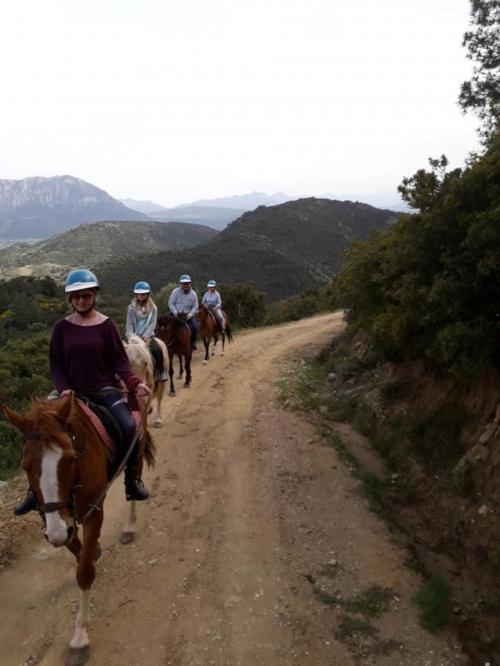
{"left": 156, "top": 314, "right": 192, "bottom": 395}
{"left": 197, "top": 305, "right": 233, "bottom": 364}
{"left": 124, "top": 335, "right": 168, "bottom": 428}
{"left": 2, "top": 393, "right": 155, "bottom": 665}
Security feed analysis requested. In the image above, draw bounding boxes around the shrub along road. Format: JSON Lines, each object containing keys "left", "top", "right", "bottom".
{"left": 0, "top": 313, "right": 466, "bottom": 665}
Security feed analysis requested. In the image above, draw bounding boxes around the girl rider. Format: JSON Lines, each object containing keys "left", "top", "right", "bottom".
{"left": 14, "top": 269, "right": 151, "bottom": 515}
{"left": 126, "top": 281, "right": 167, "bottom": 380}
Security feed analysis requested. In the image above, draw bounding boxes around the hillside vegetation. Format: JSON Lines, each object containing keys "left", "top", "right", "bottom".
{"left": 99, "top": 198, "right": 396, "bottom": 301}
{"left": 0, "top": 221, "right": 217, "bottom": 281}
{"left": 333, "top": 134, "right": 499, "bottom": 378}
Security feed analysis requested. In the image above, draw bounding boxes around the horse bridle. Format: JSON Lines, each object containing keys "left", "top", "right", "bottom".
{"left": 22, "top": 427, "right": 82, "bottom": 540}
{"left": 22, "top": 397, "right": 146, "bottom": 529}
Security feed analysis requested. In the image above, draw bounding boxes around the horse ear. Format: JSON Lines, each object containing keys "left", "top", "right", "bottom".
{"left": 55, "top": 392, "right": 74, "bottom": 424}
{"left": 1, "top": 405, "right": 33, "bottom": 435}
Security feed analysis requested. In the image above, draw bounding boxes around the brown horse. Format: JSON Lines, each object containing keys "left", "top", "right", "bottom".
{"left": 197, "top": 305, "right": 233, "bottom": 364}
{"left": 156, "top": 314, "right": 192, "bottom": 395}
{"left": 124, "top": 335, "right": 168, "bottom": 428}
{"left": 2, "top": 394, "right": 155, "bottom": 665}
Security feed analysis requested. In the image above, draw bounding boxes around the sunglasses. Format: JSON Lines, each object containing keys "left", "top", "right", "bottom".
{"left": 71, "top": 292, "right": 94, "bottom": 301}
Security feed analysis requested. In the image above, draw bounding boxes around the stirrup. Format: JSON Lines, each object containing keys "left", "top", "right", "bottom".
{"left": 14, "top": 489, "right": 38, "bottom": 516}
{"left": 125, "top": 479, "right": 150, "bottom": 501}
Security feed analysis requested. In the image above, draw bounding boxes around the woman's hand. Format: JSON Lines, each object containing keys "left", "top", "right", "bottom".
{"left": 135, "top": 382, "right": 151, "bottom": 397}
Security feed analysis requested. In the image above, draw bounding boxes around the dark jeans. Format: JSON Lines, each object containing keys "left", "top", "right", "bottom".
{"left": 186, "top": 317, "right": 198, "bottom": 347}
{"left": 85, "top": 390, "right": 136, "bottom": 450}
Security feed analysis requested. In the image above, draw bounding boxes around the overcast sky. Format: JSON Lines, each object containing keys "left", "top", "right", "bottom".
{"left": 0, "top": 0, "right": 479, "bottom": 207}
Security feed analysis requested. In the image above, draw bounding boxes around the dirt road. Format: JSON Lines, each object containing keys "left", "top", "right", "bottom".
{"left": 0, "top": 313, "right": 466, "bottom": 665}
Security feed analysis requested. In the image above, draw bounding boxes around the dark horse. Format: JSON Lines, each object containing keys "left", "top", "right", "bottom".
{"left": 156, "top": 314, "right": 192, "bottom": 395}
{"left": 2, "top": 393, "right": 155, "bottom": 665}
{"left": 197, "top": 305, "right": 233, "bottom": 364}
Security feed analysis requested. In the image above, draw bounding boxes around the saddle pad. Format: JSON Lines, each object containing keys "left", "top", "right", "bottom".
{"left": 77, "top": 399, "right": 141, "bottom": 453}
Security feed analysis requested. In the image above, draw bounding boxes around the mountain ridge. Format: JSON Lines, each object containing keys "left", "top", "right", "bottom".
{"left": 0, "top": 175, "right": 148, "bottom": 239}
{"left": 98, "top": 197, "right": 397, "bottom": 301}
{"left": 0, "top": 220, "right": 217, "bottom": 281}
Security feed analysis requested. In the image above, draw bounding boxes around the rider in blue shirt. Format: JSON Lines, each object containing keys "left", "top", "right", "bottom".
{"left": 202, "top": 280, "right": 225, "bottom": 331}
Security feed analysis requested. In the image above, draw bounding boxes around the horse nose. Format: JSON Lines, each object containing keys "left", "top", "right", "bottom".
{"left": 66, "top": 525, "right": 75, "bottom": 543}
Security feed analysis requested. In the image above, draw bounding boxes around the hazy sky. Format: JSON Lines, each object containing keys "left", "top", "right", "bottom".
{"left": 1, "top": 0, "right": 479, "bottom": 206}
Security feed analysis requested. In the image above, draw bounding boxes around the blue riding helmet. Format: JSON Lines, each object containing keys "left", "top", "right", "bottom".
{"left": 65, "top": 269, "right": 100, "bottom": 293}
{"left": 207, "top": 280, "right": 217, "bottom": 287}
{"left": 179, "top": 274, "right": 192, "bottom": 283}
{"left": 134, "top": 281, "right": 151, "bottom": 294}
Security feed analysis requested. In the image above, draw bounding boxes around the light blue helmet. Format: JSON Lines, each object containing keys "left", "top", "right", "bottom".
{"left": 179, "top": 274, "right": 192, "bottom": 283}
{"left": 65, "top": 268, "right": 99, "bottom": 293}
{"left": 134, "top": 281, "right": 151, "bottom": 294}
{"left": 207, "top": 279, "right": 217, "bottom": 287}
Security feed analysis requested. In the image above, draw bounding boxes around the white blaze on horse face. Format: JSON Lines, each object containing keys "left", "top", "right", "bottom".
{"left": 40, "top": 444, "right": 68, "bottom": 547}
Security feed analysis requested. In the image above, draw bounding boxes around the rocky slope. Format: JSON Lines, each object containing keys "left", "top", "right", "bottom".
{"left": 0, "top": 175, "right": 147, "bottom": 239}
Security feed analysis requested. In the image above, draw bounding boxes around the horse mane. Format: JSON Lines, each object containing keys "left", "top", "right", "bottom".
{"left": 25, "top": 400, "right": 71, "bottom": 449}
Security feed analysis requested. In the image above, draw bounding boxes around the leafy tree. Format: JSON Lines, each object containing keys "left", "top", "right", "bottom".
{"left": 334, "top": 134, "right": 500, "bottom": 376}
{"left": 459, "top": 0, "right": 500, "bottom": 141}
{"left": 221, "top": 284, "right": 266, "bottom": 328}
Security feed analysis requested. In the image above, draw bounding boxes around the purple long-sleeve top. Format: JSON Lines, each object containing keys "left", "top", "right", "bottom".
{"left": 49, "top": 318, "right": 141, "bottom": 394}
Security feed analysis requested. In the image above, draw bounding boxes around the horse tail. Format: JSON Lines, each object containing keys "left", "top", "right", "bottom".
{"left": 143, "top": 428, "right": 156, "bottom": 468}
{"left": 225, "top": 322, "right": 233, "bottom": 343}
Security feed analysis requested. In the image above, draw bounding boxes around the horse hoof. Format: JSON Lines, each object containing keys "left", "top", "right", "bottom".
{"left": 202, "top": 360, "right": 208, "bottom": 365}
{"left": 153, "top": 420, "right": 162, "bottom": 428}
{"left": 220, "top": 352, "right": 225, "bottom": 356}
{"left": 66, "top": 645, "right": 90, "bottom": 666}
{"left": 169, "top": 391, "right": 176, "bottom": 397}
{"left": 119, "top": 531, "right": 134, "bottom": 545}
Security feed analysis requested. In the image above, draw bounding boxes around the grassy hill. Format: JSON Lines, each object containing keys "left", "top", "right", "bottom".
{"left": 98, "top": 198, "right": 396, "bottom": 301}
{"left": 0, "top": 220, "right": 217, "bottom": 281}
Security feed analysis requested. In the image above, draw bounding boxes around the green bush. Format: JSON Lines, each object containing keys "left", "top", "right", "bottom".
{"left": 415, "top": 576, "right": 451, "bottom": 632}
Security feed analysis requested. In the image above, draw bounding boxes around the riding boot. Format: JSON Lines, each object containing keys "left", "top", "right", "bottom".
{"left": 124, "top": 444, "right": 150, "bottom": 501}
{"left": 14, "top": 486, "right": 38, "bottom": 516}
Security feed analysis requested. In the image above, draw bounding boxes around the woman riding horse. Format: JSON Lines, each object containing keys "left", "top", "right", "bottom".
{"left": 14, "top": 268, "right": 151, "bottom": 516}
{"left": 201, "top": 279, "right": 225, "bottom": 332}
{"left": 125, "top": 280, "right": 167, "bottom": 381}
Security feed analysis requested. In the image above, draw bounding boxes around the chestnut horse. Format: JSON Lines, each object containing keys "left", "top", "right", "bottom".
{"left": 197, "top": 305, "right": 233, "bottom": 364}
{"left": 156, "top": 314, "right": 192, "bottom": 395}
{"left": 2, "top": 394, "right": 155, "bottom": 665}
{"left": 123, "top": 335, "right": 168, "bottom": 427}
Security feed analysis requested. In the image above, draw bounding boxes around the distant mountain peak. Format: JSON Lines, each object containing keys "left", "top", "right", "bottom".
{"left": 0, "top": 175, "right": 148, "bottom": 240}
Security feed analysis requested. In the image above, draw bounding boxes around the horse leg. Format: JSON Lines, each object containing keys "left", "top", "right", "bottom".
{"left": 153, "top": 381, "right": 164, "bottom": 428}
{"left": 178, "top": 354, "right": 184, "bottom": 379}
{"left": 184, "top": 354, "right": 192, "bottom": 387}
{"left": 221, "top": 331, "right": 225, "bottom": 356}
{"left": 168, "top": 354, "right": 176, "bottom": 396}
{"left": 119, "top": 500, "right": 137, "bottom": 545}
{"left": 67, "top": 514, "right": 102, "bottom": 665}
{"left": 211, "top": 334, "right": 217, "bottom": 356}
{"left": 203, "top": 337, "right": 210, "bottom": 364}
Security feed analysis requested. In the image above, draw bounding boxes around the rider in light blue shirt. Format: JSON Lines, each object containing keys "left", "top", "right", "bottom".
{"left": 202, "top": 280, "right": 225, "bottom": 331}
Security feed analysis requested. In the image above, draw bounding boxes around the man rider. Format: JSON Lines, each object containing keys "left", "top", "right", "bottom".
{"left": 168, "top": 274, "right": 199, "bottom": 350}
